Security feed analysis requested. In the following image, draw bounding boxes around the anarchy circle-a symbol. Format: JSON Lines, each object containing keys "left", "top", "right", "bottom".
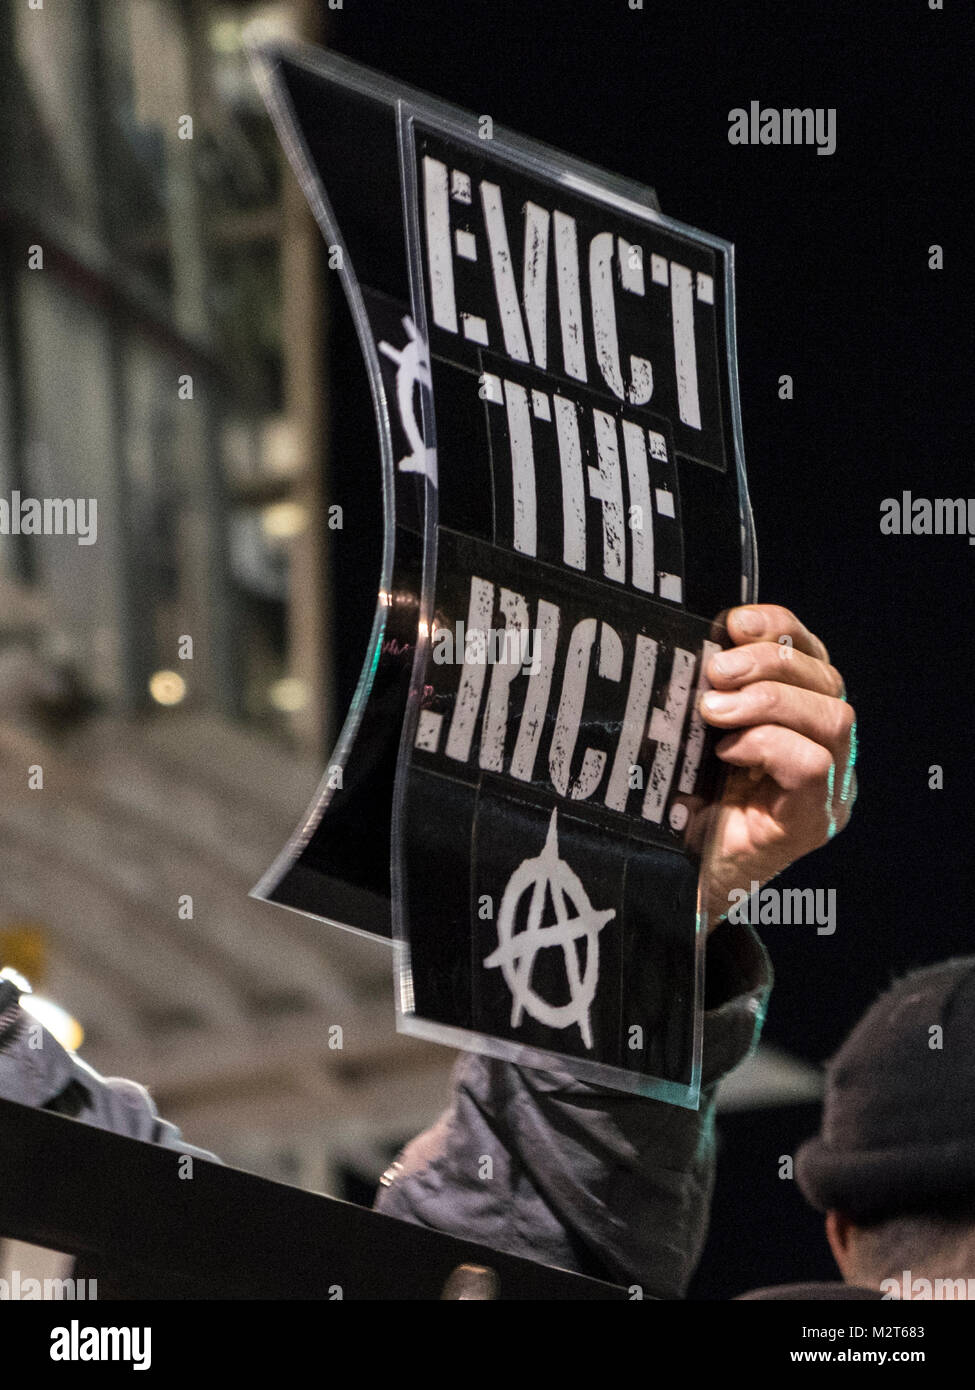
{"left": 378, "top": 315, "right": 437, "bottom": 484}
{"left": 483, "top": 810, "right": 616, "bottom": 1049}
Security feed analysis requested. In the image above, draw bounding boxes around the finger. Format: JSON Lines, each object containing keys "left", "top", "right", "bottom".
{"left": 701, "top": 681, "right": 856, "bottom": 757}
{"left": 715, "top": 724, "right": 835, "bottom": 794}
{"left": 726, "top": 605, "right": 830, "bottom": 663}
{"left": 716, "top": 726, "right": 856, "bottom": 836}
{"left": 707, "top": 641, "right": 845, "bottom": 698}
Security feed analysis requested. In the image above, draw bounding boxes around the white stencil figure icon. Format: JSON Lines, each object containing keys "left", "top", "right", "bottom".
{"left": 378, "top": 316, "right": 437, "bottom": 485}
{"left": 484, "top": 810, "right": 616, "bottom": 1048}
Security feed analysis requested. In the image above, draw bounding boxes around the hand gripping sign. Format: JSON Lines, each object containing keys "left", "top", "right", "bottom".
{"left": 250, "top": 40, "right": 757, "bottom": 1106}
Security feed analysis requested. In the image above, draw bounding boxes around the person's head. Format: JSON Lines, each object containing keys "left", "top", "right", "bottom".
{"left": 796, "top": 957, "right": 975, "bottom": 1298}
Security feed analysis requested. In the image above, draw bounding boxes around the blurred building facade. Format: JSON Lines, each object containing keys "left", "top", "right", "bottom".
{"left": 0, "top": 0, "right": 456, "bottom": 1199}
{"left": 0, "top": 0, "right": 334, "bottom": 743}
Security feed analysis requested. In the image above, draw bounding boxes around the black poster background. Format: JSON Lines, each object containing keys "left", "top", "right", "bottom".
{"left": 254, "top": 286, "right": 425, "bottom": 936}
{"left": 393, "top": 113, "right": 755, "bottom": 1097}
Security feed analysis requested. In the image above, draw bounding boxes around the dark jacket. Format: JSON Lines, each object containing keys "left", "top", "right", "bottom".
{"left": 375, "top": 920, "right": 770, "bottom": 1298}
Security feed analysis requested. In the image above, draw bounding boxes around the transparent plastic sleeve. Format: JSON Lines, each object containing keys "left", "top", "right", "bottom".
{"left": 248, "top": 40, "right": 757, "bottom": 1105}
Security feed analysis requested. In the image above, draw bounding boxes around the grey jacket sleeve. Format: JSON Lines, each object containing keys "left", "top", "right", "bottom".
{"left": 0, "top": 1010, "right": 220, "bottom": 1163}
{"left": 375, "top": 920, "right": 771, "bottom": 1298}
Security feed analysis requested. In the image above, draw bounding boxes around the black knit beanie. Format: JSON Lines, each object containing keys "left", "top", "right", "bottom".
{"left": 795, "top": 957, "right": 975, "bottom": 1219}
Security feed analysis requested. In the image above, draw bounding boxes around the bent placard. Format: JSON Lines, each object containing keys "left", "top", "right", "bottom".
{"left": 249, "top": 39, "right": 757, "bottom": 1105}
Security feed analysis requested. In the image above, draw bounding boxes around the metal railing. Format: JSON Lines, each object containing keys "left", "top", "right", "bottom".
{"left": 0, "top": 1098, "right": 626, "bottom": 1299}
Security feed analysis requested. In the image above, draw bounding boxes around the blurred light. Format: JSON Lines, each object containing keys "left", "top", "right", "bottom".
{"left": 0, "top": 966, "right": 31, "bottom": 996}
{"left": 149, "top": 670, "right": 187, "bottom": 706}
{"left": 209, "top": 19, "right": 242, "bottom": 54}
{"left": 261, "top": 501, "right": 307, "bottom": 540}
{"left": 260, "top": 418, "right": 302, "bottom": 477}
{"left": 268, "top": 677, "right": 307, "bottom": 712}
{"left": 242, "top": 7, "right": 300, "bottom": 49}
{"left": 21, "top": 995, "right": 84, "bottom": 1053}
{"left": 0, "top": 924, "right": 47, "bottom": 985}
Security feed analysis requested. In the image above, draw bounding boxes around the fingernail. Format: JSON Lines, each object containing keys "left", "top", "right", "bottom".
{"left": 701, "top": 692, "right": 737, "bottom": 714}
{"left": 711, "top": 648, "right": 753, "bottom": 678}
{"left": 733, "top": 608, "right": 765, "bottom": 635}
